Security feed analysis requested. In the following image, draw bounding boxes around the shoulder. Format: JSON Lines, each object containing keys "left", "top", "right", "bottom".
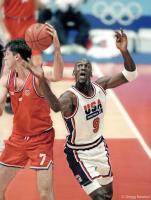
{"left": 59, "top": 90, "right": 78, "bottom": 117}
{"left": 60, "top": 90, "right": 76, "bottom": 101}
{"left": 60, "top": 89, "right": 77, "bottom": 105}
{"left": 95, "top": 76, "right": 111, "bottom": 90}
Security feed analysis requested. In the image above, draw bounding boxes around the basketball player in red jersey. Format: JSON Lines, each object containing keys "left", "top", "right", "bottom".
{"left": 0, "top": 25, "right": 63, "bottom": 200}
{"left": 29, "top": 30, "right": 137, "bottom": 200}
{"left": 0, "top": 0, "right": 47, "bottom": 66}
{"left": 0, "top": 0, "right": 49, "bottom": 113}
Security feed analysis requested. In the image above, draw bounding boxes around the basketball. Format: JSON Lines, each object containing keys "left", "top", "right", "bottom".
{"left": 25, "top": 23, "right": 53, "bottom": 51}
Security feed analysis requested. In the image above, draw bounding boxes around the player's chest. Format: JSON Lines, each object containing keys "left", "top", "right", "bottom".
{"left": 14, "top": 77, "right": 27, "bottom": 91}
{"left": 77, "top": 96, "right": 106, "bottom": 121}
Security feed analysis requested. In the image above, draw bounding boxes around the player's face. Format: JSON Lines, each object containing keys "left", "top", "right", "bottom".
{"left": 3, "top": 48, "right": 16, "bottom": 68}
{"left": 73, "top": 60, "right": 92, "bottom": 83}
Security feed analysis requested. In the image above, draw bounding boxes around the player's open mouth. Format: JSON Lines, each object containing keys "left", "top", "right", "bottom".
{"left": 79, "top": 72, "right": 86, "bottom": 78}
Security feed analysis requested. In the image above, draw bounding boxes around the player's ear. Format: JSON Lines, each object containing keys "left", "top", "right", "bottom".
{"left": 15, "top": 53, "right": 21, "bottom": 61}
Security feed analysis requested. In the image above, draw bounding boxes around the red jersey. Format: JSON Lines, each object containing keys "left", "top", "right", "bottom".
{"left": 3, "top": 0, "right": 36, "bottom": 39}
{"left": 4, "top": 0, "right": 36, "bottom": 17}
{"left": 8, "top": 70, "right": 53, "bottom": 136}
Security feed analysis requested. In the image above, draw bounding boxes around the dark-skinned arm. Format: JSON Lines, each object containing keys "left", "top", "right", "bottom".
{"left": 40, "top": 82, "right": 75, "bottom": 116}
{"left": 96, "top": 30, "right": 137, "bottom": 90}
{"left": 40, "top": 79, "right": 61, "bottom": 112}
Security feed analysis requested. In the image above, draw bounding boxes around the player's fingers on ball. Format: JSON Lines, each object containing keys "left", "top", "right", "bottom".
{"left": 47, "top": 30, "right": 53, "bottom": 37}
{"left": 46, "top": 26, "right": 53, "bottom": 33}
{"left": 45, "top": 23, "right": 54, "bottom": 29}
{"left": 47, "top": 28, "right": 56, "bottom": 38}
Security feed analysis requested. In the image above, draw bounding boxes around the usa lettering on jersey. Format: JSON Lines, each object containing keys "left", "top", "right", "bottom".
{"left": 84, "top": 99, "right": 103, "bottom": 120}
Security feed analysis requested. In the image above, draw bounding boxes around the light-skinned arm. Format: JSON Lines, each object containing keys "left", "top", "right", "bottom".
{"left": 44, "top": 23, "right": 64, "bottom": 82}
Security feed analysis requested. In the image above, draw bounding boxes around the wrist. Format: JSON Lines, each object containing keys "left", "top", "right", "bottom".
{"left": 54, "top": 47, "right": 61, "bottom": 52}
{"left": 122, "top": 68, "right": 138, "bottom": 82}
{"left": 120, "top": 49, "right": 128, "bottom": 54}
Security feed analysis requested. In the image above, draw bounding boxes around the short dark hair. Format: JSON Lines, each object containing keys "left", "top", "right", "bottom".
{"left": 5, "top": 38, "right": 32, "bottom": 61}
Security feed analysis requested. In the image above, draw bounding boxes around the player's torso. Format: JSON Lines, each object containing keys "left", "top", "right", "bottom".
{"left": 4, "top": 0, "right": 36, "bottom": 17}
{"left": 64, "top": 82, "right": 106, "bottom": 145}
{"left": 7, "top": 70, "right": 53, "bottom": 136}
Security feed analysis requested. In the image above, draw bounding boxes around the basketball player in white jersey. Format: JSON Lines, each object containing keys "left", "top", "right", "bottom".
{"left": 25, "top": 30, "right": 137, "bottom": 200}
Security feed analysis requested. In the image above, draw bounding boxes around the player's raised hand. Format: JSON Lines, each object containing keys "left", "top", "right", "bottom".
{"left": 115, "top": 29, "right": 128, "bottom": 52}
{"left": 45, "top": 23, "right": 60, "bottom": 50}
{"left": 21, "top": 58, "right": 44, "bottom": 80}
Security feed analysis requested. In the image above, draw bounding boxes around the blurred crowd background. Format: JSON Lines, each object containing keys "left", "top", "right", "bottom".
{"left": 0, "top": 0, "right": 151, "bottom": 62}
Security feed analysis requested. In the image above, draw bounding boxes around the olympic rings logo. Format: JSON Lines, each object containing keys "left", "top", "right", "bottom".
{"left": 92, "top": 1, "right": 143, "bottom": 26}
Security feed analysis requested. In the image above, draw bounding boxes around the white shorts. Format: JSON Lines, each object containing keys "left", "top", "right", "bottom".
{"left": 64, "top": 137, "right": 113, "bottom": 195}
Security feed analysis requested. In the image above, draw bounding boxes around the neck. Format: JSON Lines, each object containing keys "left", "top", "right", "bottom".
{"left": 75, "top": 81, "right": 93, "bottom": 96}
{"left": 15, "top": 64, "right": 29, "bottom": 79}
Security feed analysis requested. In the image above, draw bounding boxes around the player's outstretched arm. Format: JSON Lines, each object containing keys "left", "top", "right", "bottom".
{"left": 96, "top": 30, "right": 137, "bottom": 89}
{"left": 40, "top": 80, "right": 61, "bottom": 112}
{"left": 45, "top": 23, "right": 64, "bottom": 82}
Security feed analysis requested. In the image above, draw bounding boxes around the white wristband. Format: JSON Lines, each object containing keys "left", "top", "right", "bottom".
{"left": 122, "top": 68, "right": 138, "bottom": 82}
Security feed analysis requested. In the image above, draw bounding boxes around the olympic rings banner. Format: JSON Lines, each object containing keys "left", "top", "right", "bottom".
{"left": 80, "top": 0, "right": 151, "bottom": 31}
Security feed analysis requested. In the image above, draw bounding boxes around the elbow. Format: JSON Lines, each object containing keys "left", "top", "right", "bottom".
{"left": 53, "top": 107, "right": 60, "bottom": 113}
{"left": 54, "top": 76, "right": 62, "bottom": 81}
{"left": 52, "top": 106, "right": 61, "bottom": 113}
{"left": 51, "top": 103, "right": 61, "bottom": 113}
{"left": 53, "top": 75, "right": 63, "bottom": 82}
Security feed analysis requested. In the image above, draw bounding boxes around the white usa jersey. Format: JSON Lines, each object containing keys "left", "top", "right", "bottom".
{"left": 63, "top": 82, "right": 106, "bottom": 148}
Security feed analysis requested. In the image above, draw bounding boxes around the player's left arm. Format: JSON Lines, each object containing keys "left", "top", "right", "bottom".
{"left": 44, "top": 23, "right": 64, "bottom": 82}
{"left": 96, "top": 30, "right": 137, "bottom": 89}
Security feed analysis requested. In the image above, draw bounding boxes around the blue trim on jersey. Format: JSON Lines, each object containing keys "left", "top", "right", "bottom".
{"left": 64, "top": 117, "right": 74, "bottom": 143}
{"left": 64, "top": 147, "right": 92, "bottom": 186}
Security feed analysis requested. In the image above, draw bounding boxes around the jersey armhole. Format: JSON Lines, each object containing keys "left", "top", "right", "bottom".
{"left": 93, "top": 82, "right": 107, "bottom": 95}
{"left": 33, "top": 76, "right": 45, "bottom": 98}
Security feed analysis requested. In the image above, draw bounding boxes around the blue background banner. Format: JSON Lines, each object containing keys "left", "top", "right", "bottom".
{"left": 79, "top": 0, "right": 151, "bottom": 31}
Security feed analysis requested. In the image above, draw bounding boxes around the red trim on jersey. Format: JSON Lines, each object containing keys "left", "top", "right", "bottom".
{"left": 32, "top": 76, "right": 44, "bottom": 98}
{"left": 93, "top": 82, "right": 106, "bottom": 95}
{"left": 72, "top": 84, "right": 96, "bottom": 99}
{"left": 71, "top": 118, "right": 76, "bottom": 144}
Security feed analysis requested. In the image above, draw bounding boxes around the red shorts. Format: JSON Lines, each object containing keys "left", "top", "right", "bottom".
{"left": 0, "top": 129, "right": 55, "bottom": 169}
